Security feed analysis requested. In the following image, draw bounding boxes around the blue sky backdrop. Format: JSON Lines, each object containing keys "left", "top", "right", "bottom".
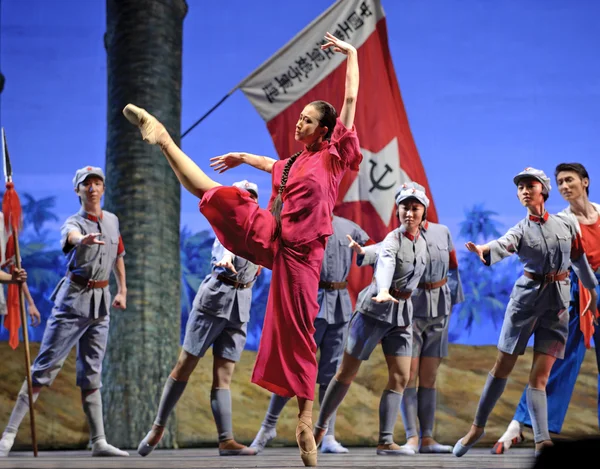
{"left": 1, "top": 0, "right": 599, "bottom": 345}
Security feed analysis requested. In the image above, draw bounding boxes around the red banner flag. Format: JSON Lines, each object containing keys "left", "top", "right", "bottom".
{"left": 240, "top": 0, "right": 437, "bottom": 303}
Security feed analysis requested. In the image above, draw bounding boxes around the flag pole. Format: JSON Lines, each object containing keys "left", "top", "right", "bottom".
{"left": 1, "top": 128, "right": 38, "bottom": 457}
{"left": 11, "top": 222, "right": 37, "bottom": 457}
{"left": 181, "top": 89, "right": 237, "bottom": 139}
{"left": 181, "top": 1, "right": 342, "bottom": 140}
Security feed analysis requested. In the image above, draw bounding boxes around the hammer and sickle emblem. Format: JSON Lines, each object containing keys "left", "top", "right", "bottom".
{"left": 368, "top": 159, "right": 395, "bottom": 193}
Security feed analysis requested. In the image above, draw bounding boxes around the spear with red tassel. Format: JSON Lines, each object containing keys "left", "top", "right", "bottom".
{"left": 1, "top": 128, "right": 38, "bottom": 457}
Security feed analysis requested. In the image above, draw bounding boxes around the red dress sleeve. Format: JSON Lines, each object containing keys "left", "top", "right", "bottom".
{"left": 328, "top": 117, "right": 362, "bottom": 171}
{"left": 267, "top": 159, "right": 285, "bottom": 210}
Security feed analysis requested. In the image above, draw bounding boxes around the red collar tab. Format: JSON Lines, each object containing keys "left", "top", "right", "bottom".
{"left": 528, "top": 212, "right": 549, "bottom": 224}
{"left": 79, "top": 209, "right": 103, "bottom": 222}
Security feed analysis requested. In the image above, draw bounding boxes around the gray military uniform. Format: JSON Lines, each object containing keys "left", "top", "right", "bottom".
{"left": 486, "top": 212, "right": 598, "bottom": 359}
{"left": 356, "top": 222, "right": 464, "bottom": 358}
{"left": 314, "top": 216, "right": 369, "bottom": 384}
{"left": 31, "top": 209, "right": 125, "bottom": 389}
{"left": 411, "top": 222, "right": 464, "bottom": 358}
{"left": 347, "top": 226, "right": 427, "bottom": 360}
{"left": 183, "top": 238, "right": 259, "bottom": 362}
{"left": 357, "top": 243, "right": 378, "bottom": 269}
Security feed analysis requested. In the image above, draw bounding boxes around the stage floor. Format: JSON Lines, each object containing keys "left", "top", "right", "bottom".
{"left": 0, "top": 447, "right": 536, "bottom": 469}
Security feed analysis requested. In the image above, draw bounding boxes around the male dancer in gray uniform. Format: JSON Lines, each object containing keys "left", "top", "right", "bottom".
{"left": 250, "top": 215, "right": 369, "bottom": 454}
{"left": 314, "top": 182, "right": 429, "bottom": 455}
{"left": 138, "top": 180, "right": 261, "bottom": 457}
{"left": 353, "top": 183, "right": 465, "bottom": 454}
{"left": 453, "top": 167, "right": 598, "bottom": 457}
{"left": 0, "top": 166, "right": 128, "bottom": 457}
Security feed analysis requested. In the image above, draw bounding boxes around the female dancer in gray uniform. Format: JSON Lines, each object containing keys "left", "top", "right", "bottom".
{"left": 400, "top": 210, "right": 464, "bottom": 453}
{"left": 453, "top": 167, "right": 598, "bottom": 457}
{"left": 137, "top": 181, "right": 261, "bottom": 457}
{"left": 313, "top": 182, "right": 429, "bottom": 455}
{"left": 350, "top": 183, "right": 464, "bottom": 454}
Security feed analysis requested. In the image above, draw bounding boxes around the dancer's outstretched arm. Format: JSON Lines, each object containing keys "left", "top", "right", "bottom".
{"left": 321, "top": 32, "right": 359, "bottom": 129}
{"left": 210, "top": 152, "right": 276, "bottom": 174}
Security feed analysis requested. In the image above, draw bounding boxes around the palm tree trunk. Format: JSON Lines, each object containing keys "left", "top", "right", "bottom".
{"left": 103, "top": 0, "right": 188, "bottom": 448}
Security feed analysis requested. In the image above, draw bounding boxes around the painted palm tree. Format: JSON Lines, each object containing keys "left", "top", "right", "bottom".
{"left": 455, "top": 251, "right": 509, "bottom": 331}
{"left": 459, "top": 203, "right": 502, "bottom": 244}
{"left": 20, "top": 194, "right": 59, "bottom": 236}
{"left": 18, "top": 239, "right": 64, "bottom": 342}
{"left": 179, "top": 227, "right": 214, "bottom": 342}
{"left": 103, "top": 0, "right": 188, "bottom": 448}
{"left": 452, "top": 203, "right": 515, "bottom": 337}
{"left": 455, "top": 280, "right": 505, "bottom": 332}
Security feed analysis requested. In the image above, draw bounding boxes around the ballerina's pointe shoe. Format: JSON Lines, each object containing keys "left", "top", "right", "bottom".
{"left": 122, "top": 104, "right": 167, "bottom": 146}
{"left": 296, "top": 418, "right": 318, "bottom": 467}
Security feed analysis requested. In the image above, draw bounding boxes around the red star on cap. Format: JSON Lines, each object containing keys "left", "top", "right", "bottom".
{"left": 86, "top": 166, "right": 92, "bottom": 170}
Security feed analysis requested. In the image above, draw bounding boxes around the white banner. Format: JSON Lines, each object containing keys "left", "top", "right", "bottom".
{"left": 239, "top": 0, "right": 385, "bottom": 122}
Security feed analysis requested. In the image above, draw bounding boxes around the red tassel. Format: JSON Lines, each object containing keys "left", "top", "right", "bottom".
{"left": 3, "top": 235, "right": 20, "bottom": 349}
{"left": 5, "top": 268, "right": 21, "bottom": 350}
{"left": 2, "top": 182, "right": 23, "bottom": 233}
{"left": 2, "top": 182, "right": 23, "bottom": 349}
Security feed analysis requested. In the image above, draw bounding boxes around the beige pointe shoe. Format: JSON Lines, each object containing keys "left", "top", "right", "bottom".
{"left": 122, "top": 104, "right": 167, "bottom": 145}
{"left": 296, "top": 418, "right": 318, "bottom": 467}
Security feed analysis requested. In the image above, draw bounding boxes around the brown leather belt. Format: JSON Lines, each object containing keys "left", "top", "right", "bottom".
{"left": 216, "top": 273, "right": 253, "bottom": 290}
{"left": 389, "top": 288, "right": 413, "bottom": 300}
{"left": 319, "top": 280, "right": 348, "bottom": 290}
{"left": 418, "top": 278, "right": 448, "bottom": 290}
{"left": 524, "top": 271, "right": 569, "bottom": 283}
{"left": 67, "top": 272, "right": 109, "bottom": 289}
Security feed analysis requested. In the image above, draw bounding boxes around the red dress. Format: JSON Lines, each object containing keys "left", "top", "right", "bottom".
{"left": 200, "top": 118, "right": 362, "bottom": 399}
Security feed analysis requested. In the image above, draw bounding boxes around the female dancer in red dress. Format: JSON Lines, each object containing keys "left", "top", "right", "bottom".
{"left": 123, "top": 32, "right": 361, "bottom": 467}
